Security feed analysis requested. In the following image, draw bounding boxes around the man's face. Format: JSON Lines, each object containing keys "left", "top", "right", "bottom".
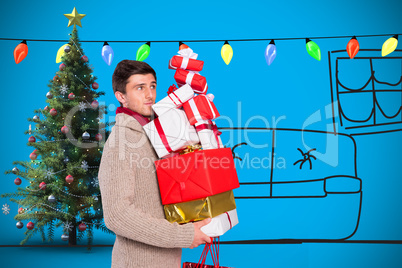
{"left": 116, "top": 73, "right": 157, "bottom": 117}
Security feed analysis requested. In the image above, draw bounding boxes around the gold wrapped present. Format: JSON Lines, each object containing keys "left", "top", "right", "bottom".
{"left": 164, "top": 190, "right": 236, "bottom": 224}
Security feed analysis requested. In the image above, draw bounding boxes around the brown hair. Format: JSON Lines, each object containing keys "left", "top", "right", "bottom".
{"left": 112, "top": 60, "right": 157, "bottom": 95}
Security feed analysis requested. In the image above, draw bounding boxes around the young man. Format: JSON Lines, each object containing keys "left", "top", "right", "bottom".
{"left": 98, "top": 60, "right": 211, "bottom": 268}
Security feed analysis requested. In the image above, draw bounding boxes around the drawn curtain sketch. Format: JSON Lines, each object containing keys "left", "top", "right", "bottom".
{"left": 219, "top": 128, "right": 362, "bottom": 242}
{"left": 328, "top": 49, "right": 402, "bottom": 136}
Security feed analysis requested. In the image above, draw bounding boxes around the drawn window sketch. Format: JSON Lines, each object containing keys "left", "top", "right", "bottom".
{"left": 219, "top": 128, "right": 362, "bottom": 242}
{"left": 328, "top": 49, "right": 402, "bottom": 135}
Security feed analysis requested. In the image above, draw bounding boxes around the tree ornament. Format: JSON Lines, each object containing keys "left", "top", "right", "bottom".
{"left": 92, "top": 82, "right": 99, "bottom": 89}
{"left": 179, "top": 41, "right": 190, "bottom": 50}
{"left": 306, "top": 38, "right": 321, "bottom": 61}
{"left": 78, "top": 223, "right": 87, "bottom": 231}
{"left": 12, "top": 167, "right": 19, "bottom": 174}
{"left": 46, "top": 92, "right": 53, "bottom": 99}
{"left": 81, "top": 55, "right": 88, "bottom": 62}
{"left": 95, "top": 133, "right": 102, "bottom": 141}
{"left": 56, "top": 44, "right": 69, "bottom": 63}
{"left": 48, "top": 195, "right": 56, "bottom": 203}
{"left": 53, "top": 75, "right": 59, "bottom": 82}
{"left": 68, "top": 93, "right": 75, "bottom": 100}
{"left": 64, "top": 157, "right": 69, "bottom": 164}
{"left": 16, "top": 221, "right": 24, "bottom": 229}
{"left": 13, "top": 40, "right": 28, "bottom": 64}
{"left": 39, "top": 182, "right": 46, "bottom": 190}
{"left": 28, "top": 136, "right": 36, "bottom": 143}
{"left": 14, "top": 177, "right": 22, "bottom": 185}
{"left": 49, "top": 108, "right": 57, "bottom": 116}
{"left": 44, "top": 106, "right": 49, "bottom": 111}
{"left": 33, "top": 115, "right": 39, "bottom": 122}
{"left": 221, "top": 41, "right": 233, "bottom": 65}
{"left": 347, "top": 36, "right": 360, "bottom": 59}
{"left": 64, "top": 45, "right": 71, "bottom": 53}
{"left": 82, "top": 131, "right": 90, "bottom": 139}
{"left": 66, "top": 175, "right": 74, "bottom": 184}
{"left": 136, "top": 42, "right": 151, "bottom": 62}
{"left": 264, "top": 40, "right": 277, "bottom": 66}
{"left": 101, "top": 42, "right": 114, "bottom": 66}
{"left": 382, "top": 35, "right": 398, "bottom": 57}
{"left": 59, "top": 63, "right": 66, "bottom": 71}
{"left": 27, "top": 221, "right": 34, "bottom": 230}
{"left": 61, "top": 126, "right": 69, "bottom": 134}
{"left": 64, "top": 7, "right": 86, "bottom": 27}
{"left": 18, "top": 207, "right": 24, "bottom": 214}
{"left": 61, "top": 233, "right": 69, "bottom": 241}
{"left": 91, "top": 100, "right": 99, "bottom": 109}
{"left": 29, "top": 151, "right": 37, "bottom": 160}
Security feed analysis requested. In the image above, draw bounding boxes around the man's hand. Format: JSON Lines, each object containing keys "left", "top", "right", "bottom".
{"left": 190, "top": 218, "right": 212, "bottom": 249}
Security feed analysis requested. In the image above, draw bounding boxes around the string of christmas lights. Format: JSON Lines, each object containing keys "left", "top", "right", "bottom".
{"left": 4, "top": 33, "right": 401, "bottom": 65}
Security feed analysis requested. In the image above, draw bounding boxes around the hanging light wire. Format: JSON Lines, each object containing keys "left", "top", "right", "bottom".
{"left": 1, "top": 33, "right": 401, "bottom": 43}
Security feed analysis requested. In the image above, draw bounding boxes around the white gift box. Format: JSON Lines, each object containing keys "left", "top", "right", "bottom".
{"left": 201, "top": 209, "right": 238, "bottom": 237}
{"left": 143, "top": 109, "right": 200, "bottom": 158}
{"left": 152, "top": 84, "right": 194, "bottom": 116}
{"left": 194, "top": 119, "right": 223, "bottom": 150}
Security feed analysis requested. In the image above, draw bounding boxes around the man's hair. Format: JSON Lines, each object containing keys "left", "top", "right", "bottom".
{"left": 112, "top": 60, "right": 157, "bottom": 95}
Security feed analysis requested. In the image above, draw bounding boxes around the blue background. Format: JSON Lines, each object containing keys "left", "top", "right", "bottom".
{"left": 1, "top": 0, "right": 402, "bottom": 267}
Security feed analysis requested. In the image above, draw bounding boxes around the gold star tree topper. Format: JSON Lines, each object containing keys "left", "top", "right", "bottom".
{"left": 64, "top": 7, "right": 86, "bottom": 27}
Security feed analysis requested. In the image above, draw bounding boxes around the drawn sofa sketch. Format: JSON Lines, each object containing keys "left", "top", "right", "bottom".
{"left": 219, "top": 128, "right": 362, "bottom": 241}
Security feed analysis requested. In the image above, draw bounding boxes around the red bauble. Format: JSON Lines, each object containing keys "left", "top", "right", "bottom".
{"left": 81, "top": 55, "right": 88, "bottom": 62}
{"left": 27, "top": 221, "right": 34, "bottom": 230}
{"left": 18, "top": 207, "right": 24, "bottom": 214}
{"left": 29, "top": 152, "right": 37, "bottom": 160}
{"left": 92, "top": 82, "right": 99, "bottom": 89}
{"left": 78, "top": 223, "right": 87, "bottom": 231}
{"left": 68, "top": 93, "right": 75, "bottom": 100}
{"left": 59, "top": 63, "right": 66, "bottom": 71}
{"left": 66, "top": 175, "right": 74, "bottom": 184}
{"left": 44, "top": 106, "right": 49, "bottom": 111}
{"left": 39, "top": 182, "right": 46, "bottom": 190}
{"left": 53, "top": 75, "right": 59, "bottom": 82}
{"left": 14, "top": 177, "right": 22, "bottom": 185}
{"left": 91, "top": 100, "right": 99, "bottom": 109}
{"left": 61, "top": 126, "right": 69, "bottom": 134}
{"left": 95, "top": 133, "right": 103, "bottom": 141}
{"left": 28, "top": 136, "right": 36, "bottom": 143}
{"left": 49, "top": 108, "right": 57, "bottom": 116}
{"left": 347, "top": 36, "right": 360, "bottom": 59}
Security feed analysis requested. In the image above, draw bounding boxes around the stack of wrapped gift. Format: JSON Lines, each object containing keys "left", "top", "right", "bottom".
{"left": 143, "top": 47, "right": 239, "bottom": 237}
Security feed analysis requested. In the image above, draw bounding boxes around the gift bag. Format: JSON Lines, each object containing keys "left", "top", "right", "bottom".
{"left": 182, "top": 238, "right": 234, "bottom": 268}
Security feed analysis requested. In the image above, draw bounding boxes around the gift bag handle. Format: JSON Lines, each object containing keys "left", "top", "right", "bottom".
{"left": 196, "top": 237, "right": 220, "bottom": 267}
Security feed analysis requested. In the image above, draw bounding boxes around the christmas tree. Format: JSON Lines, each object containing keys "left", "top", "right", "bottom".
{"left": 1, "top": 8, "right": 112, "bottom": 248}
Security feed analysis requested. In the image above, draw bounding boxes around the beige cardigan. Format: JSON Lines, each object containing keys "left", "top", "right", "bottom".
{"left": 98, "top": 113, "right": 194, "bottom": 268}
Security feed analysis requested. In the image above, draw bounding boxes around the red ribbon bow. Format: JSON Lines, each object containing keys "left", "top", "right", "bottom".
{"left": 167, "top": 84, "right": 178, "bottom": 95}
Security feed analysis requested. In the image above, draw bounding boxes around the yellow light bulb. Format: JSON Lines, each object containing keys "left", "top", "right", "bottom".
{"left": 221, "top": 41, "right": 233, "bottom": 65}
{"left": 56, "top": 44, "right": 69, "bottom": 63}
{"left": 382, "top": 35, "right": 398, "bottom": 57}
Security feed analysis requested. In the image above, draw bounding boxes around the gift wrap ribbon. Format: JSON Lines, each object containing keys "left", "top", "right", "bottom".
{"left": 179, "top": 48, "right": 198, "bottom": 69}
{"left": 153, "top": 117, "right": 173, "bottom": 154}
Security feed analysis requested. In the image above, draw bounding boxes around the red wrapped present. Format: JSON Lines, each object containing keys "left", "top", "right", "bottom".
{"left": 169, "top": 48, "right": 204, "bottom": 72}
{"left": 155, "top": 148, "right": 239, "bottom": 205}
{"left": 174, "top": 69, "right": 208, "bottom": 94}
{"left": 183, "top": 94, "right": 219, "bottom": 125}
